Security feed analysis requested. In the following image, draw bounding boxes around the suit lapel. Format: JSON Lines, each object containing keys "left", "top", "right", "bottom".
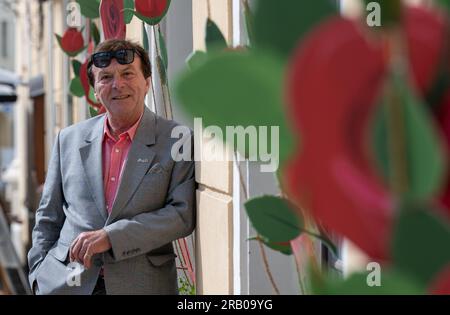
{"left": 106, "top": 107, "right": 157, "bottom": 224}
{"left": 79, "top": 116, "right": 108, "bottom": 221}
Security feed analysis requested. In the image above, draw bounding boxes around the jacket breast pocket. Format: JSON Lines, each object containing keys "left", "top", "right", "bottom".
{"left": 146, "top": 163, "right": 167, "bottom": 175}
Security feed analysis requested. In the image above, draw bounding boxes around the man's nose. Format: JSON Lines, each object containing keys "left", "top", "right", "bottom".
{"left": 112, "top": 75, "right": 125, "bottom": 89}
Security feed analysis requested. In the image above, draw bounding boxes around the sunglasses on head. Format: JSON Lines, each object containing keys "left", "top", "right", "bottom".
{"left": 91, "top": 49, "right": 140, "bottom": 68}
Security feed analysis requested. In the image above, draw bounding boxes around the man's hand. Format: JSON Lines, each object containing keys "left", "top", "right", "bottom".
{"left": 69, "top": 229, "right": 111, "bottom": 269}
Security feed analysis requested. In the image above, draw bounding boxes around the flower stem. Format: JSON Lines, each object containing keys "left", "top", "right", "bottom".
{"left": 383, "top": 29, "right": 409, "bottom": 196}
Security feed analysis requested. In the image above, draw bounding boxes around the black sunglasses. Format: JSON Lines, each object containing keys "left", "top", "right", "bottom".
{"left": 91, "top": 49, "right": 141, "bottom": 68}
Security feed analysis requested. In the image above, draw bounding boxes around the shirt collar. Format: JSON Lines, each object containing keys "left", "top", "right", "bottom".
{"left": 103, "top": 111, "right": 143, "bottom": 142}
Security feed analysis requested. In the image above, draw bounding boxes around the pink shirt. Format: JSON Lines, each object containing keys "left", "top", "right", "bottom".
{"left": 102, "top": 114, "right": 142, "bottom": 214}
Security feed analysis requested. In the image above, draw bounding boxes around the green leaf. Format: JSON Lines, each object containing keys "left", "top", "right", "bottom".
{"left": 392, "top": 205, "right": 450, "bottom": 286}
{"left": 244, "top": 195, "right": 302, "bottom": 243}
{"left": 314, "top": 269, "right": 424, "bottom": 295}
{"left": 263, "top": 240, "right": 292, "bottom": 255}
{"left": 142, "top": 22, "right": 149, "bottom": 51}
{"left": 205, "top": 18, "right": 227, "bottom": 52}
{"left": 55, "top": 33, "right": 64, "bottom": 51}
{"left": 175, "top": 50, "right": 294, "bottom": 169}
{"left": 123, "top": 0, "right": 135, "bottom": 24}
{"left": 253, "top": 0, "right": 337, "bottom": 58}
{"left": 88, "top": 86, "right": 98, "bottom": 103}
{"left": 248, "top": 236, "right": 292, "bottom": 255}
{"left": 76, "top": 0, "right": 100, "bottom": 19}
{"left": 69, "top": 76, "right": 84, "bottom": 97}
{"left": 186, "top": 51, "right": 208, "bottom": 71}
{"left": 158, "top": 28, "right": 168, "bottom": 70}
{"left": 372, "top": 77, "right": 447, "bottom": 201}
{"left": 89, "top": 106, "right": 99, "bottom": 118}
{"left": 91, "top": 21, "right": 100, "bottom": 46}
{"left": 72, "top": 60, "right": 82, "bottom": 76}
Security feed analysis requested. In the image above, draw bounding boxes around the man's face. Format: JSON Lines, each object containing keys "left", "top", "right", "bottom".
{"left": 92, "top": 53, "right": 150, "bottom": 119}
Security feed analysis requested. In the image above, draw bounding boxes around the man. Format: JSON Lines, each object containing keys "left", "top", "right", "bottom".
{"left": 27, "top": 39, "right": 196, "bottom": 295}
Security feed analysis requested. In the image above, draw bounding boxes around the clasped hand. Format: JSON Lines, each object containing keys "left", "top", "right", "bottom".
{"left": 69, "top": 229, "right": 111, "bottom": 269}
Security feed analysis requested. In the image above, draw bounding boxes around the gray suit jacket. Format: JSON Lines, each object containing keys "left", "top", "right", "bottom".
{"left": 27, "top": 107, "right": 196, "bottom": 295}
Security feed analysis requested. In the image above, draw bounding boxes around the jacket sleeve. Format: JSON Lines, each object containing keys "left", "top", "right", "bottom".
{"left": 27, "top": 132, "right": 66, "bottom": 288}
{"left": 103, "top": 132, "right": 196, "bottom": 261}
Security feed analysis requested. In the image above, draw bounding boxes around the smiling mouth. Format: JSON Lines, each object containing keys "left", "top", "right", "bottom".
{"left": 112, "top": 95, "right": 131, "bottom": 100}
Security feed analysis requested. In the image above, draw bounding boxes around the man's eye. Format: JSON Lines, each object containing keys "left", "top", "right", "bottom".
{"left": 100, "top": 75, "right": 111, "bottom": 80}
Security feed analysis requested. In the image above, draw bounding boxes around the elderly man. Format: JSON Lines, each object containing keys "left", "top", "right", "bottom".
{"left": 27, "top": 39, "right": 196, "bottom": 295}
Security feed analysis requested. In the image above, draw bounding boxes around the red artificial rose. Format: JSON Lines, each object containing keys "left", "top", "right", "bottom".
{"left": 404, "top": 7, "right": 447, "bottom": 95}
{"left": 285, "top": 16, "right": 390, "bottom": 261}
{"left": 100, "top": 0, "right": 126, "bottom": 40}
{"left": 284, "top": 7, "right": 447, "bottom": 261}
{"left": 60, "top": 27, "right": 84, "bottom": 53}
{"left": 135, "top": 0, "right": 169, "bottom": 19}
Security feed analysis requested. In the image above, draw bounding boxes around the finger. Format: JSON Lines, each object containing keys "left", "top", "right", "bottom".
{"left": 71, "top": 236, "right": 84, "bottom": 263}
{"left": 69, "top": 238, "right": 76, "bottom": 262}
{"left": 69, "top": 243, "right": 73, "bottom": 262}
{"left": 84, "top": 255, "right": 91, "bottom": 269}
{"left": 70, "top": 237, "right": 80, "bottom": 262}
{"left": 78, "top": 240, "right": 88, "bottom": 264}
{"left": 84, "top": 245, "right": 93, "bottom": 269}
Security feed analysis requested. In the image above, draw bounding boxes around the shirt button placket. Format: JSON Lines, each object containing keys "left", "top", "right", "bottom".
{"left": 111, "top": 143, "right": 120, "bottom": 183}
